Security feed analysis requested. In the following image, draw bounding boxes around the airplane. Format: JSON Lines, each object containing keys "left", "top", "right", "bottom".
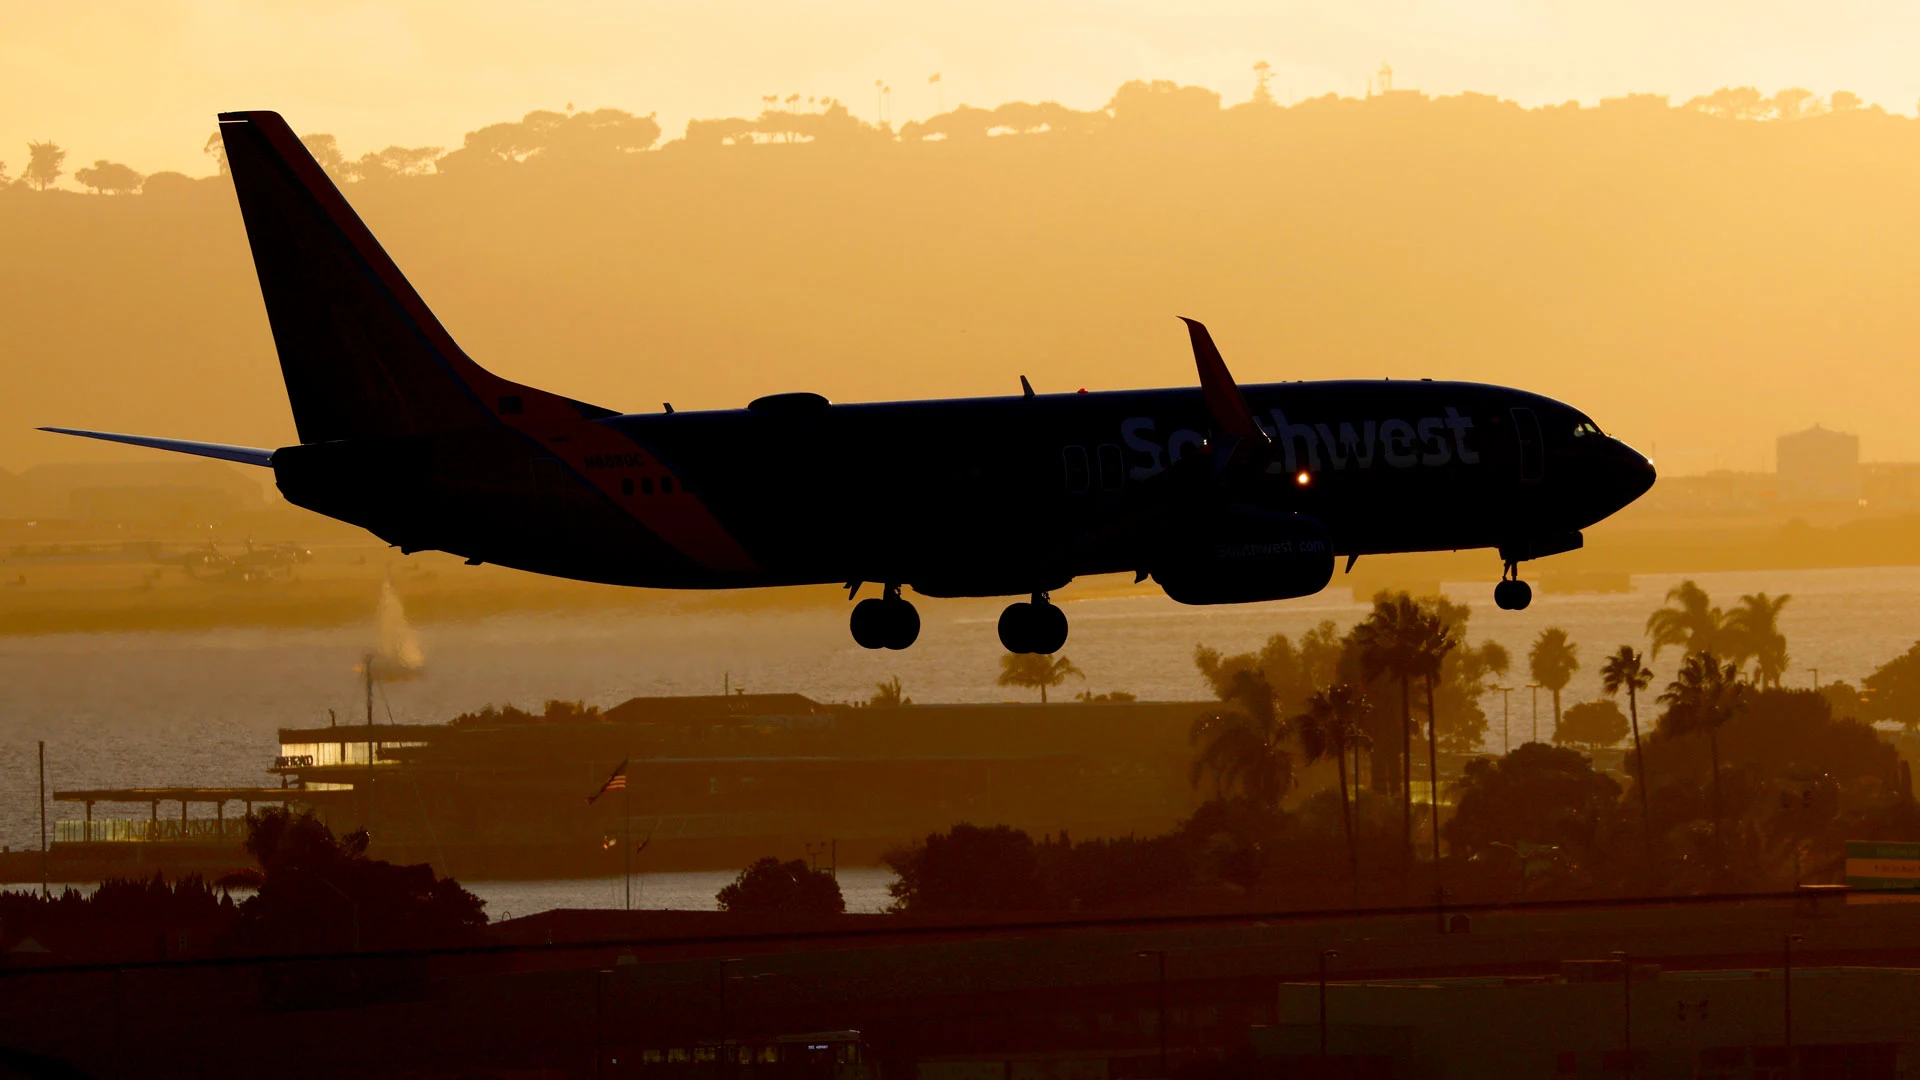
{"left": 43, "top": 111, "right": 1656, "bottom": 654}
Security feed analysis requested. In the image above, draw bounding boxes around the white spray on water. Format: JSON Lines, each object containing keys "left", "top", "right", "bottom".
{"left": 367, "top": 578, "right": 426, "bottom": 681}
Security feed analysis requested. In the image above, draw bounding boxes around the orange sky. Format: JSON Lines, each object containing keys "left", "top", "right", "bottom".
{"left": 6, "top": 1, "right": 1919, "bottom": 177}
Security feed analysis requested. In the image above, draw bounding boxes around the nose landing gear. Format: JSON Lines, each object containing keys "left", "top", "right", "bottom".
{"left": 850, "top": 584, "right": 920, "bottom": 650}
{"left": 1493, "top": 560, "right": 1532, "bottom": 611}
{"left": 999, "top": 593, "right": 1069, "bottom": 654}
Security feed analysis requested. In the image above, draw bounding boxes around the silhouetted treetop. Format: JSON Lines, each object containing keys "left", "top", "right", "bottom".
{"left": 440, "top": 107, "right": 662, "bottom": 171}
{"left": 354, "top": 145, "right": 444, "bottom": 181}
{"left": 299, "top": 134, "right": 351, "bottom": 183}
{"left": 24, "top": 141, "right": 65, "bottom": 191}
{"left": 898, "top": 101, "right": 1108, "bottom": 143}
{"left": 75, "top": 159, "right": 142, "bottom": 195}
{"left": 449, "top": 699, "right": 603, "bottom": 726}
{"left": 1108, "top": 80, "right": 1223, "bottom": 132}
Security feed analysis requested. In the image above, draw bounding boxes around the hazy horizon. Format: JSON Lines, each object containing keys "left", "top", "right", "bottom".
{"left": 9, "top": 1, "right": 1920, "bottom": 178}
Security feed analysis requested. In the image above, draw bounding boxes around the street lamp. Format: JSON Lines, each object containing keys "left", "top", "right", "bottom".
{"left": 1610, "top": 950, "right": 1632, "bottom": 1078}
{"left": 1318, "top": 950, "right": 1340, "bottom": 1067}
{"left": 1135, "top": 949, "right": 1168, "bottom": 1077}
{"left": 1526, "top": 684, "right": 1543, "bottom": 744}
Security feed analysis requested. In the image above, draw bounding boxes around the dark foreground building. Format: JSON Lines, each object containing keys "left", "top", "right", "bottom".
{"left": 35, "top": 695, "right": 1209, "bottom": 880}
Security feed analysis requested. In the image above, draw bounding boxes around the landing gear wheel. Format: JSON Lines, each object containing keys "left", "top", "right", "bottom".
{"left": 998, "top": 603, "right": 1036, "bottom": 654}
{"left": 1029, "top": 602, "right": 1068, "bottom": 654}
{"left": 997, "top": 596, "right": 1069, "bottom": 654}
{"left": 881, "top": 597, "right": 920, "bottom": 650}
{"left": 850, "top": 598, "right": 891, "bottom": 649}
{"left": 850, "top": 589, "right": 921, "bottom": 650}
{"left": 1493, "top": 578, "right": 1533, "bottom": 611}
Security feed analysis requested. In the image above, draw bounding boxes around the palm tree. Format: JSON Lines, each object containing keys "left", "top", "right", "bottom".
{"left": 1527, "top": 628, "right": 1580, "bottom": 740}
{"left": 869, "top": 676, "right": 910, "bottom": 708}
{"left": 1190, "top": 669, "right": 1293, "bottom": 812}
{"left": 1353, "top": 593, "right": 1426, "bottom": 888}
{"left": 997, "top": 653, "right": 1081, "bottom": 704}
{"left": 24, "top": 140, "right": 65, "bottom": 191}
{"left": 1600, "top": 645, "right": 1655, "bottom": 854}
{"left": 1647, "top": 580, "right": 1722, "bottom": 661}
{"left": 1723, "top": 592, "right": 1791, "bottom": 686}
{"left": 1656, "top": 651, "right": 1747, "bottom": 867}
{"left": 1414, "top": 613, "right": 1459, "bottom": 871}
{"left": 1297, "top": 684, "right": 1369, "bottom": 904}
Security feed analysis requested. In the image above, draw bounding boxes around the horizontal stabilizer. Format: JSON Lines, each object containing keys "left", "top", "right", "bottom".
{"left": 38, "top": 427, "right": 276, "bottom": 467}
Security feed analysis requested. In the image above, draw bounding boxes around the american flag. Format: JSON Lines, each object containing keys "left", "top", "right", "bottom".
{"left": 586, "top": 759, "right": 629, "bottom": 804}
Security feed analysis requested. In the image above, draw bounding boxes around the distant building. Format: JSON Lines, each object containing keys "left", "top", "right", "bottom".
{"left": 1863, "top": 463, "right": 1920, "bottom": 511}
{"left": 1777, "top": 424, "right": 1860, "bottom": 503}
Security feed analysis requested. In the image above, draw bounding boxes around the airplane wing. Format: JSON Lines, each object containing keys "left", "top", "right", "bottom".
{"left": 38, "top": 427, "right": 276, "bottom": 467}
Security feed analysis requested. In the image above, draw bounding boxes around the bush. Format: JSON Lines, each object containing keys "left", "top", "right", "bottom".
{"left": 1443, "top": 743, "right": 1623, "bottom": 862}
{"left": 228, "top": 808, "right": 486, "bottom": 954}
{"left": 884, "top": 824, "right": 1046, "bottom": 913}
{"left": 716, "top": 857, "right": 845, "bottom": 915}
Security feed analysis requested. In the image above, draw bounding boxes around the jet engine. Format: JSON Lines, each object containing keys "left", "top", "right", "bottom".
{"left": 1150, "top": 510, "right": 1335, "bottom": 606}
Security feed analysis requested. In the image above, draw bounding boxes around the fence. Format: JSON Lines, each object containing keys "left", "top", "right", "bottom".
{"left": 54, "top": 819, "right": 250, "bottom": 844}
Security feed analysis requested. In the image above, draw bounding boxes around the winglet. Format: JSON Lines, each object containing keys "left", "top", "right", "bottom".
{"left": 1180, "top": 318, "right": 1268, "bottom": 447}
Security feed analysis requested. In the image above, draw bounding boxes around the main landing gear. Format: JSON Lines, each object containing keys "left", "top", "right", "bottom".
{"left": 999, "top": 593, "right": 1069, "bottom": 655}
{"left": 1494, "top": 560, "right": 1533, "bottom": 611}
{"left": 850, "top": 584, "right": 920, "bottom": 650}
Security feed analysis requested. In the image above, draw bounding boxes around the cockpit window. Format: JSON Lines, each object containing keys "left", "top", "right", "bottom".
{"left": 1572, "top": 418, "right": 1604, "bottom": 438}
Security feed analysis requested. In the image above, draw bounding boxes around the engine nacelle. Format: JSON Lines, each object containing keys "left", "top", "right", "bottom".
{"left": 1151, "top": 512, "right": 1335, "bottom": 606}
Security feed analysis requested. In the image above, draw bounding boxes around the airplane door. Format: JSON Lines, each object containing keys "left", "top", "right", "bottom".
{"left": 1062, "top": 445, "right": 1091, "bottom": 495}
{"left": 1512, "top": 408, "right": 1544, "bottom": 483}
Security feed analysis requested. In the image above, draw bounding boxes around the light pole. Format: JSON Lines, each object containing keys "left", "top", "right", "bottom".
{"left": 1135, "top": 949, "right": 1167, "bottom": 1077}
{"left": 1610, "top": 950, "right": 1632, "bottom": 1078}
{"left": 1526, "top": 684, "right": 1543, "bottom": 744}
{"left": 1490, "top": 686, "right": 1513, "bottom": 754}
{"left": 1785, "top": 933, "right": 1803, "bottom": 1074}
{"left": 1318, "top": 950, "right": 1339, "bottom": 1070}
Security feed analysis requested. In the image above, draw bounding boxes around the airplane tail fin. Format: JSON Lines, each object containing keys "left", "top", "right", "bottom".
{"left": 218, "top": 111, "right": 611, "bottom": 444}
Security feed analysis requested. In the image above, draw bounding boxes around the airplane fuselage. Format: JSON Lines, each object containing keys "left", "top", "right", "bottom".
{"left": 274, "top": 377, "right": 1651, "bottom": 599}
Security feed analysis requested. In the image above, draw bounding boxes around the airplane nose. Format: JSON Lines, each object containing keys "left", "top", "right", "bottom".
{"left": 1612, "top": 439, "right": 1657, "bottom": 505}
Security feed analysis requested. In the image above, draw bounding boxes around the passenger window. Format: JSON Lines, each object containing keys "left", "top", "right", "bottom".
{"left": 1513, "top": 407, "right": 1544, "bottom": 482}
{"left": 1097, "top": 444, "right": 1125, "bottom": 492}
{"left": 1062, "top": 446, "right": 1091, "bottom": 494}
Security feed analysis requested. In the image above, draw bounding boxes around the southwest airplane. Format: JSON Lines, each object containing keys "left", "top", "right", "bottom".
{"left": 44, "top": 112, "right": 1656, "bottom": 654}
